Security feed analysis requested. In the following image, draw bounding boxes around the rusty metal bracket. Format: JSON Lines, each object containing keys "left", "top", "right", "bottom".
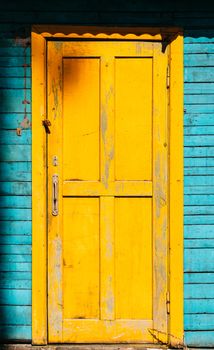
{"left": 42, "top": 119, "right": 51, "bottom": 134}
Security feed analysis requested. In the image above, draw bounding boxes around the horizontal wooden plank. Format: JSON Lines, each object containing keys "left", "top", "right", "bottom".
{"left": 184, "top": 43, "right": 214, "bottom": 54}
{"left": 185, "top": 331, "right": 214, "bottom": 348}
{"left": 184, "top": 248, "right": 214, "bottom": 272}
{"left": 185, "top": 136, "right": 214, "bottom": 146}
{"left": 0, "top": 89, "right": 31, "bottom": 113}
{"left": 184, "top": 114, "right": 214, "bottom": 127}
{"left": 0, "top": 208, "right": 31, "bottom": 220}
{"left": 0, "top": 67, "right": 31, "bottom": 77}
{"left": 185, "top": 299, "right": 214, "bottom": 314}
{"left": 184, "top": 272, "right": 214, "bottom": 284}
{"left": 185, "top": 194, "right": 214, "bottom": 205}
{"left": 0, "top": 114, "right": 31, "bottom": 130}
{"left": 0, "top": 255, "right": 31, "bottom": 263}
{"left": 0, "top": 220, "right": 31, "bottom": 235}
{"left": 0, "top": 77, "right": 31, "bottom": 88}
{"left": 185, "top": 314, "right": 214, "bottom": 331}
{"left": 0, "top": 38, "right": 30, "bottom": 48}
{"left": 184, "top": 146, "right": 214, "bottom": 157}
{"left": 0, "top": 244, "right": 31, "bottom": 254}
{"left": 185, "top": 225, "right": 214, "bottom": 239}
{"left": 185, "top": 239, "right": 214, "bottom": 248}
{"left": 0, "top": 11, "right": 214, "bottom": 26}
{"left": 0, "top": 262, "right": 31, "bottom": 272}
{"left": 0, "top": 56, "right": 31, "bottom": 67}
{"left": 184, "top": 186, "right": 214, "bottom": 195}
{"left": 0, "top": 162, "right": 31, "bottom": 181}
{"left": 185, "top": 206, "right": 214, "bottom": 215}
{"left": 184, "top": 126, "right": 214, "bottom": 135}
{"left": 185, "top": 67, "right": 214, "bottom": 82}
{"left": 185, "top": 167, "right": 214, "bottom": 175}
{"left": 0, "top": 235, "right": 31, "bottom": 245}
{"left": 185, "top": 95, "right": 214, "bottom": 104}
{"left": 185, "top": 215, "right": 214, "bottom": 225}
{"left": 185, "top": 157, "right": 214, "bottom": 167}
{"left": 185, "top": 284, "right": 214, "bottom": 299}
{"left": 0, "top": 196, "right": 31, "bottom": 208}
{"left": 185, "top": 105, "right": 214, "bottom": 113}
{"left": 0, "top": 130, "right": 31, "bottom": 145}
{"left": 0, "top": 182, "right": 31, "bottom": 195}
{"left": 184, "top": 53, "right": 214, "bottom": 66}
{"left": 0, "top": 289, "right": 31, "bottom": 305}
{"left": 0, "top": 305, "right": 31, "bottom": 325}
{"left": 184, "top": 176, "right": 214, "bottom": 186}
{"left": 0, "top": 271, "right": 31, "bottom": 280}
{"left": 0, "top": 278, "right": 31, "bottom": 289}
{"left": 2, "top": 1, "right": 214, "bottom": 11}
{"left": 0, "top": 1, "right": 206, "bottom": 11}
{"left": 0, "top": 325, "right": 31, "bottom": 341}
{"left": 0, "top": 47, "right": 30, "bottom": 57}
{"left": 0, "top": 145, "right": 31, "bottom": 161}
{"left": 185, "top": 83, "right": 214, "bottom": 94}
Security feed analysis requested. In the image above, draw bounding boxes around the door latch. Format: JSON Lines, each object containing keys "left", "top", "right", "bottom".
{"left": 43, "top": 119, "right": 51, "bottom": 134}
{"left": 52, "top": 174, "right": 59, "bottom": 216}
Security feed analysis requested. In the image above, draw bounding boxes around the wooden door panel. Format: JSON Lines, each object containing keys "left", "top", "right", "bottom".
{"left": 115, "top": 197, "right": 152, "bottom": 319}
{"left": 63, "top": 58, "right": 100, "bottom": 181}
{"left": 63, "top": 197, "right": 100, "bottom": 319}
{"left": 47, "top": 40, "right": 168, "bottom": 343}
{"left": 115, "top": 58, "right": 152, "bottom": 180}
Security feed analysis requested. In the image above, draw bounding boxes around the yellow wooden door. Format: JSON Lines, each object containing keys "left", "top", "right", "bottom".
{"left": 47, "top": 40, "right": 168, "bottom": 343}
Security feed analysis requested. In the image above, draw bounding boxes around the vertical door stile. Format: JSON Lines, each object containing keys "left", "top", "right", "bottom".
{"left": 152, "top": 44, "right": 168, "bottom": 341}
{"left": 100, "top": 56, "right": 115, "bottom": 321}
{"left": 47, "top": 42, "right": 63, "bottom": 342}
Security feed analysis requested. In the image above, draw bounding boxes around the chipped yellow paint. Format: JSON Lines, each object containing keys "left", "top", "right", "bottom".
{"left": 169, "top": 34, "right": 184, "bottom": 347}
{"left": 48, "top": 40, "right": 168, "bottom": 343}
{"left": 47, "top": 42, "right": 63, "bottom": 342}
{"left": 32, "top": 31, "right": 47, "bottom": 345}
{"left": 32, "top": 28, "right": 183, "bottom": 345}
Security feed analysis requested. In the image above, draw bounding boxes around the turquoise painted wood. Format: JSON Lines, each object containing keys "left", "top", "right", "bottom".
{"left": 0, "top": 255, "right": 31, "bottom": 263}
{"left": 0, "top": 306, "right": 31, "bottom": 325}
{"left": 0, "top": 221, "right": 31, "bottom": 235}
{"left": 184, "top": 30, "right": 214, "bottom": 347}
{"left": 0, "top": 326, "right": 31, "bottom": 341}
{"left": 0, "top": 23, "right": 32, "bottom": 341}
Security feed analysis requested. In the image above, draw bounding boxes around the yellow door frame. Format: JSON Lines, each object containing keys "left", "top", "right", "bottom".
{"left": 32, "top": 25, "right": 183, "bottom": 347}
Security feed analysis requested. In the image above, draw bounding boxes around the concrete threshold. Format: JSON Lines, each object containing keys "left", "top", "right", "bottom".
{"left": 0, "top": 344, "right": 187, "bottom": 350}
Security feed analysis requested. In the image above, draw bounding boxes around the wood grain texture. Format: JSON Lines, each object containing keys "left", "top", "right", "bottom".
{"left": 184, "top": 31, "right": 214, "bottom": 347}
{"left": 0, "top": 23, "right": 32, "bottom": 341}
{"left": 0, "top": 17, "right": 213, "bottom": 346}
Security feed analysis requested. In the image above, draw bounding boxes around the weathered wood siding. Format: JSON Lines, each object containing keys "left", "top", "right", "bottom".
{"left": 0, "top": 2, "right": 214, "bottom": 346}
{"left": 0, "top": 24, "right": 32, "bottom": 341}
{"left": 184, "top": 30, "right": 214, "bottom": 347}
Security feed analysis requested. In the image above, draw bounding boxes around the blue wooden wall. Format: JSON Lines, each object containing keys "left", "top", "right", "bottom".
{"left": 0, "top": 3, "right": 214, "bottom": 346}
{"left": 184, "top": 31, "right": 214, "bottom": 347}
{"left": 0, "top": 24, "right": 32, "bottom": 341}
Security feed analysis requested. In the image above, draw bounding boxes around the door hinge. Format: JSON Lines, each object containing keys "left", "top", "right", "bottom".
{"left": 166, "top": 64, "right": 170, "bottom": 89}
{"left": 166, "top": 291, "right": 170, "bottom": 314}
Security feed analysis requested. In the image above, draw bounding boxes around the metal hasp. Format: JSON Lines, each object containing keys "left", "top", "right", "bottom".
{"left": 52, "top": 174, "right": 59, "bottom": 216}
{"left": 43, "top": 119, "right": 51, "bottom": 133}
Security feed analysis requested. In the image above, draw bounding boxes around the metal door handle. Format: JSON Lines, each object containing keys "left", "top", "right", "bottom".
{"left": 52, "top": 174, "right": 59, "bottom": 216}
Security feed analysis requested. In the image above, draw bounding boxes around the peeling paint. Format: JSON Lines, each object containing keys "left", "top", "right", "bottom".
{"left": 20, "top": 116, "right": 31, "bottom": 129}
{"left": 14, "top": 36, "right": 30, "bottom": 47}
{"left": 54, "top": 41, "right": 63, "bottom": 52}
{"left": 52, "top": 79, "right": 59, "bottom": 118}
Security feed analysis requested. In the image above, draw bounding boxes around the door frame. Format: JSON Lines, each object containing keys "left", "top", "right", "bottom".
{"left": 32, "top": 25, "right": 183, "bottom": 346}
